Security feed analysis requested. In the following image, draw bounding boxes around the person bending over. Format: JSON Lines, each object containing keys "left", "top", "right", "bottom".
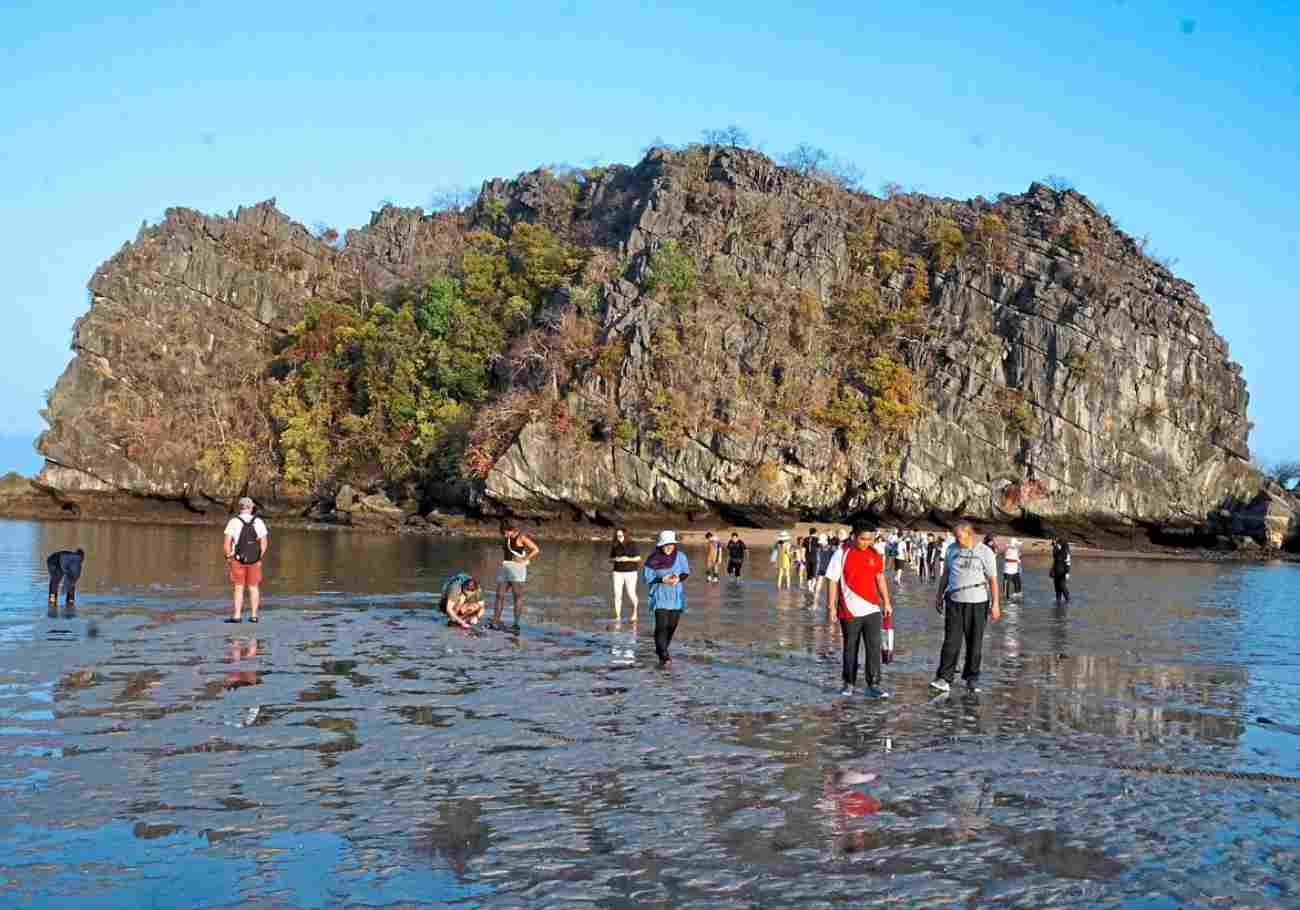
{"left": 440, "top": 573, "right": 484, "bottom": 629}
{"left": 47, "top": 548, "right": 85, "bottom": 606}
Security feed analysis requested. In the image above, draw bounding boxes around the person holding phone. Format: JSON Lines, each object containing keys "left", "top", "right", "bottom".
{"left": 642, "top": 530, "right": 690, "bottom": 666}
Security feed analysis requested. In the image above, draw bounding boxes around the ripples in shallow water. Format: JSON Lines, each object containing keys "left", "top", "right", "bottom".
{"left": 1, "top": 519, "right": 1298, "bottom": 907}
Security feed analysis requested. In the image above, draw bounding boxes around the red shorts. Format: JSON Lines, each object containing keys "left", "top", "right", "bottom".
{"left": 228, "top": 560, "right": 263, "bottom": 587}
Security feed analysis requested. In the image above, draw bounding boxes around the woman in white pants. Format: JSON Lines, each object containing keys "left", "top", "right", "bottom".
{"left": 609, "top": 528, "right": 641, "bottom": 620}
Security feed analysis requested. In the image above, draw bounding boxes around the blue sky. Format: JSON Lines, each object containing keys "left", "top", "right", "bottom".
{"left": 1, "top": 0, "right": 1297, "bottom": 476}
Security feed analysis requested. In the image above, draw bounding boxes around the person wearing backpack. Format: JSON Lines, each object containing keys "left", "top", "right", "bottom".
{"left": 439, "top": 573, "right": 484, "bottom": 629}
{"left": 223, "top": 497, "right": 269, "bottom": 623}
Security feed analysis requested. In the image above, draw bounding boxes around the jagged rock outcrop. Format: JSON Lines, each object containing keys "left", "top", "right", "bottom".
{"left": 478, "top": 148, "right": 1271, "bottom": 536}
{"left": 38, "top": 200, "right": 462, "bottom": 498}
{"left": 33, "top": 146, "right": 1290, "bottom": 542}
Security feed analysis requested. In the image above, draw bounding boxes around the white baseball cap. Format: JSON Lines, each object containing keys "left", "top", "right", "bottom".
{"left": 656, "top": 530, "right": 677, "bottom": 547}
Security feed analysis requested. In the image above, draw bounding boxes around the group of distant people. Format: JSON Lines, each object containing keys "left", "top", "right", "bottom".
{"left": 44, "top": 497, "right": 1076, "bottom": 694}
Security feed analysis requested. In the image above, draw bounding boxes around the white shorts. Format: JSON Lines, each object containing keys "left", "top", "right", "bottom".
{"left": 497, "top": 562, "right": 527, "bottom": 585}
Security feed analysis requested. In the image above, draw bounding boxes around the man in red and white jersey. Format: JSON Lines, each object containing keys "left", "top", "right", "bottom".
{"left": 826, "top": 523, "right": 894, "bottom": 699}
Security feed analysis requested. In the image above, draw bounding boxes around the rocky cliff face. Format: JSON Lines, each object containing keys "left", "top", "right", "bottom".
{"left": 35, "top": 146, "right": 1285, "bottom": 542}
{"left": 479, "top": 148, "right": 1266, "bottom": 537}
{"left": 38, "top": 200, "right": 461, "bottom": 500}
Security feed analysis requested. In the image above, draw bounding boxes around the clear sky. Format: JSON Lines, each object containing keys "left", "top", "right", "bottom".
{"left": 1, "top": 1, "right": 1297, "bottom": 475}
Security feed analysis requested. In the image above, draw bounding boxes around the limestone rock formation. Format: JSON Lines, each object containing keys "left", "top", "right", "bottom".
{"left": 32, "top": 146, "right": 1290, "bottom": 543}
{"left": 478, "top": 148, "right": 1269, "bottom": 538}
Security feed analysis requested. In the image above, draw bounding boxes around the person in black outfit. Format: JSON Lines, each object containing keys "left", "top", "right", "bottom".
{"left": 47, "top": 548, "right": 85, "bottom": 606}
{"left": 1051, "top": 536, "right": 1072, "bottom": 603}
{"left": 803, "top": 529, "right": 820, "bottom": 592}
{"left": 726, "top": 533, "right": 747, "bottom": 579}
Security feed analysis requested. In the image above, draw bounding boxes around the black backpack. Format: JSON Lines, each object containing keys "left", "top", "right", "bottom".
{"left": 234, "top": 516, "right": 261, "bottom": 564}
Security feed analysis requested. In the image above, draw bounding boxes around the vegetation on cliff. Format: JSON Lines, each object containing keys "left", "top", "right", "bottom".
{"left": 37, "top": 141, "right": 1263, "bottom": 533}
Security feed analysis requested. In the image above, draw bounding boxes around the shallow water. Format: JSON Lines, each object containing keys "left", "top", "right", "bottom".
{"left": 1, "top": 519, "right": 1298, "bottom": 908}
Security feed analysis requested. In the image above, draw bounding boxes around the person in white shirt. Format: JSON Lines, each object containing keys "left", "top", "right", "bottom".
{"left": 223, "top": 497, "right": 269, "bottom": 623}
{"left": 1002, "top": 538, "right": 1023, "bottom": 598}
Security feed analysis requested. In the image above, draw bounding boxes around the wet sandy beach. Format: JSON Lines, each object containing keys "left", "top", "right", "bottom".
{"left": 2, "top": 519, "right": 1298, "bottom": 908}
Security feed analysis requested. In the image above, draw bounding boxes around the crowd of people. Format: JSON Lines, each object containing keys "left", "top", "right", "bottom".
{"left": 45, "top": 505, "right": 1076, "bottom": 699}
{"left": 429, "top": 520, "right": 1074, "bottom": 690}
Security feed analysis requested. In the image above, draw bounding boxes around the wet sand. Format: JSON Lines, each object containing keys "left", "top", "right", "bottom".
{"left": 2, "top": 520, "right": 1298, "bottom": 907}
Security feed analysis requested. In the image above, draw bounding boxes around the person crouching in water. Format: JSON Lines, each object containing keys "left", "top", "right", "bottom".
{"left": 47, "top": 548, "right": 85, "bottom": 607}
{"left": 643, "top": 530, "right": 689, "bottom": 666}
{"left": 826, "top": 524, "right": 893, "bottom": 698}
{"left": 439, "top": 574, "right": 484, "bottom": 629}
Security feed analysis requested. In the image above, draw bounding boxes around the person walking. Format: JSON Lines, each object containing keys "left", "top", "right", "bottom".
{"left": 928, "top": 533, "right": 943, "bottom": 580}
{"left": 704, "top": 531, "right": 723, "bottom": 584}
{"left": 726, "top": 532, "right": 747, "bottom": 580}
{"left": 46, "top": 548, "right": 85, "bottom": 607}
{"left": 794, "top": 535, "right": 807, "bottom": 586}
{"left": 811, "top": 533, "right": 834, "bottom": 608}
{"left": 775, "top": 531, "right": 794, "bottom": 590}
{"left": 1002, "top": 537, "right": 1023, "bottom": 599}
{"left": 643, "top": 531, "right": 690, "bottom": 666}
{"left": 609, "top": 528, "right": 640, "bottom": 621}
{"left": 826, "top": 524, "right": 893, "bottom": 698}
{"left": 491, "top": 521, "right": 540, "bottom": 630}
{"left": 804, "top": 529, "right": 821, "bottom": 592}
{"left": 917, "top": 533, "right": 931, "bottom": 581}
{"left": 1051, "top": 535, "right": 1072, "bottom": 603}
{"left": 931, "top": 521, "right": 1000, "bottom": 693}
{"left": 223, "top": 497, "right": 268, "bottom": 623}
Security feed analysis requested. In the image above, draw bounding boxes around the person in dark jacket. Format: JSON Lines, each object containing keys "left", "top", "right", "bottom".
{"left": 726, "top": 533, "right": 747, "bottom": 579}
{"left": 47, "top": 548, "right": 85, "bottom": 606}
{"left": 1051, "top": 536, "right": 1072, "bottom": 603}
{"left": 803, "top": 529, "right": 821, "bottom": 592}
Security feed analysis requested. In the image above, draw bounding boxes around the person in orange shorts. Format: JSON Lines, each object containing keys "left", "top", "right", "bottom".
{"left": 223, "top": 497, "right": 269, "bottom": 623}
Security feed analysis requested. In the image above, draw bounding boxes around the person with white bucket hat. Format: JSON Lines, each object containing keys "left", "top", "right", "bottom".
{"left": 642, "top": 530, "right": 690, "bottom": 666}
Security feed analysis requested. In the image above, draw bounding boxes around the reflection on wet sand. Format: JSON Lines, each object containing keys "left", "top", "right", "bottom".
{"left": 0, "top": 521, "right": 1297, "bottom": 907}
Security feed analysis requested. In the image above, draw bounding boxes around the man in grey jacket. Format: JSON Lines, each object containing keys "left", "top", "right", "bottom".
{"left": 931, "top": 522, "right": 1000, "bottom": 693}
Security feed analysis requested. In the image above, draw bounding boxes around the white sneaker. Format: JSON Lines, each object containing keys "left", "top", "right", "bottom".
{"left": 838, "top": 686, "right": 853, "bottom": 696}
{"left": 965, "top": 680, "right": 982, "bottom": 693}
{"left": 929, "top": 679, "right": 951, "bottom": 693}
{"left": 866, "top": 686, "right": 890, "bottom": 699}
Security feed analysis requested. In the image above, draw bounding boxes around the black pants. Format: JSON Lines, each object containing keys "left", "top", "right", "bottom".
{"left": 654, "top": 609, "right": 681, "bottom": 661}
{"left": 1053, "top": 574, "right": 1070, "bottom": 602}
{"left": 47, "top": 556, "right": 79, "bottom": 603}
{"left": 1004, "top": 573, "right": 1022, "bottom": 596}
{"left": 727, "top": 560, "right": 743, "bottom": 578}
{"left": 840, "top": 613, "right": 882, "bottom": 687}
{"left": 936, "top": 599, "right": 988, "bottom": 684}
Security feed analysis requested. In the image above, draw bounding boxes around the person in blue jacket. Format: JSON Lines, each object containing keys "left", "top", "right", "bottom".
{"left": 642, "top": 530, "right": 690, "bottom": 666}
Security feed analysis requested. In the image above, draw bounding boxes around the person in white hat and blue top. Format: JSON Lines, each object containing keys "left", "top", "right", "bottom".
{"left": 642, "top": 530, "right": 690, "bottom": 666}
